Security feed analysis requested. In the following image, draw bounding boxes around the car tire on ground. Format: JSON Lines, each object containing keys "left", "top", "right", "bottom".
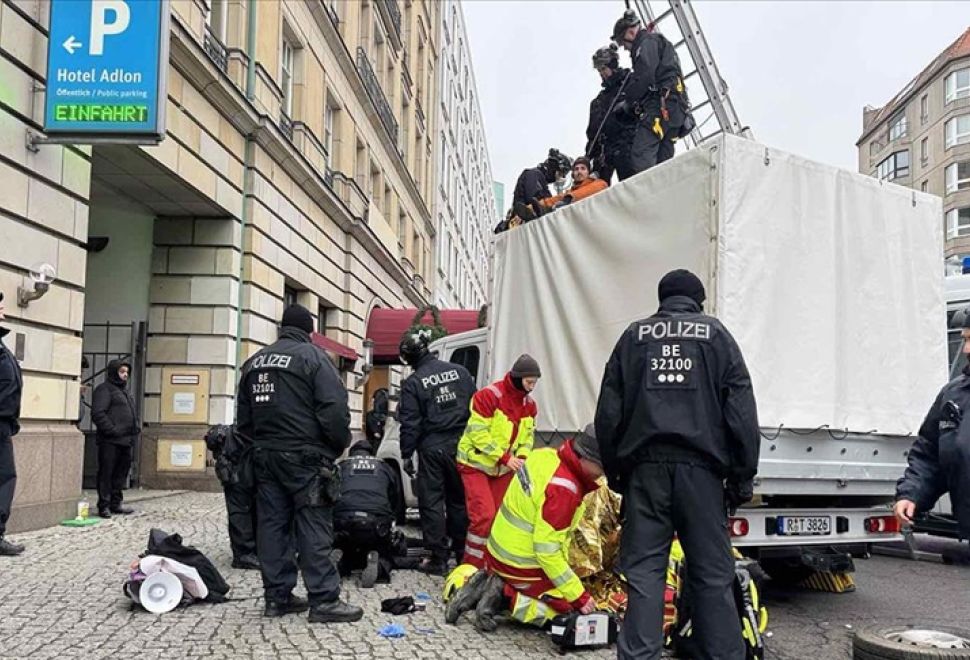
{"left": 853, "top": 625, "right": 970, "bottom": 659}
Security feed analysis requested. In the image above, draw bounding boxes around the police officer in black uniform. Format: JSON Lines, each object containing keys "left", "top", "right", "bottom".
{"left": 895, "top": 308, "right": 970, "bottom": 541}
{"left": 204, "top": 423, "right": 259, "bottom": 570}
{"left": 0, "top": 291, "right": 24, "bottom": 556}
{"left": 612, "top": 10, "right": 694, "bottom": 177}
{"left": 509, "top": 149, "right": 572, "bottom": 223}
{"left": 586, "top": 44, "right": 634, "bottom": 183}
{"left": 236, "top": 304, "right": 362, "bottom": 623}
{"left": 594, "top": 270, "right": 760, "bottom": 660}
{"left": 398, "top": 329, "right": 476, "bottom": 575}
{"left": 333, "top": 441, "right": 404, "bottom": 588}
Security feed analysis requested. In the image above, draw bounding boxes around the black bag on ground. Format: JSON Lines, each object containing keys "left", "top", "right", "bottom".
{"left": 146, "top": 528, "right": 230, "bottom": 603}
{"left": 549, "top": 611, "right": 619, "bottom": 652}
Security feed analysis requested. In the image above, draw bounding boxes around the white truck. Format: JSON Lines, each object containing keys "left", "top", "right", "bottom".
{"left": 383, "top": 135, "right": 946, "bottom": 579}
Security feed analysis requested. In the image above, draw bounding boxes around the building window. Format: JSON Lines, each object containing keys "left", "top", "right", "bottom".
{"left": 398, "top": 211, "right": 408, "bottom": 247}
{"left": 947, "top": 207, "right": 970, "bottom": 239}
{"left": 946, "top": 114, "right": 970, "bottom": 149}
{"left": 920, "top": 137, "right": 929, "bottom": 165}
{"left": 324, "top": 96, "right": 338, "bottom": 169}
{"left": 284, "top": 286, "right": 298, "bottom": 308}
{"left": 946, "top": 162, "right": 970, "bottom": 194}
{"left": 206, "top": 0, "right": 227, "bottom": 41}
{"left": 355, "top": 139, "right": 367, "bottom": 189}
{"left": 920, "top": 94, "right": 929, "bottom": 125}
{"left": 921, "top": 180, "right": 928, "bottom": 192}
{"left": 369, "top": 162, "right": 382, "bottom": 211}
{"left": 945, "top": 67, "right": 970, "bottom": 105}
{"left": 318, "top": 304, "right": 338, "bottom": 338}
{"left": 281, "top": 35, "right": 296, "bottom": 115}
{"left": 888, "top": 112, "right": 907, "bottom": 141}
{"left": 876, "top": 151, "right": 909, "bottom": 181}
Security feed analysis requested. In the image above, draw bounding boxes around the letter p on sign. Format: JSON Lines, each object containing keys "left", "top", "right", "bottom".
{"left": 90, "top": 0, "right": 131, "bottom": 56}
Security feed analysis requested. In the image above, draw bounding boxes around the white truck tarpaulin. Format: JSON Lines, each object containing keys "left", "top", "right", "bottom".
{"left": 489, "top": 135, "right": 946, "bottom": 437}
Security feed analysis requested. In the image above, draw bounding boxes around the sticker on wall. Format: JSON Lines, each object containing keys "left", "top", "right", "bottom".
{"left": 170, "top": 444, "right": 193, "bottom": 467}
{"left": 172, "top": 392, "right": 196, "bottom": 415}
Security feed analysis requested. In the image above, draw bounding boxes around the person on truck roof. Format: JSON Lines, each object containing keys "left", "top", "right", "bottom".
{"left": 895, "top": 308, "right": 970, "bottom": 541}
{"left": 511, "top": 149, "right": 571, "bottom": 222}
{"left": 586, "top": 43, "right": 635, "bottom": 183}
{"left": 541, "top": 158, "right": 608, "bottom": 210}
{"left": 594, "top": 269, "right": 760, "bottom": 660}
{"left": 611, "top": 10, "right": 694, "bottom": 178}
{"left": 456, "top": 354, "right": 541, "bottom": 568}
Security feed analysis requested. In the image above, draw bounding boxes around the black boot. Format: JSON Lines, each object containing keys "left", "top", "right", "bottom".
{"left": 110, "top": 505, "right": 134, "bottom": 515}
{"left": 474, "top": 575, "right": 507, "bottom": 633}
{"left": 360, "top": 551, "right": 379, "bottom": 588}
{"left": 417, "top": 557, "right": 448, "bottom": 577}
{"left": 308, "top": 600, "right": 364, "bottom": 623}
{"left": 97, "top": 509, "right": 112, "bottom": 519}
{"left": 445, "top": 569, "right": 488, "bottom": 624}
{"left": 264, "top": 594, "right": 309, "bottom": 617}
{"left": 232, "top": 554, "right": 261, "bottom": 570}
{"left": 0, "top": 537, "right": 25, "bottom": 556}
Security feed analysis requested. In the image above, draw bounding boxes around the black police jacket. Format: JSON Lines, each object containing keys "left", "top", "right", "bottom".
{"left": 594, "top": 296, "right": 760, "bottom": 491}
{"left": 586, "top": 68, "right": 634, "bottom": 155}
{"left": 512, "top": 167, "right": 551, "bottom": 207}
{"left": 334, "top": 454, "right": 400, "bottom": 521}
{"left": 399, "top": 354, "right": 476, "bottom": 459}
{"left": 897, "top": 373, "right": 970, "bottom": 540}
{"left": 623, "top": 29, "right": 684, "bottom": 106}
{"left": 0, "top": 328, "right": 22, "bottom": 437}
{"left": 236, "top": 327, "right": 351, "bottom": 460}
{"left": 91, "top": 359, "right": 140, "bottom": 447}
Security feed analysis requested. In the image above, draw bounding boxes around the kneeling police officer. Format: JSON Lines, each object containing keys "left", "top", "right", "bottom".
{"left": 236, "top": 304, "right": 361, "bottom": 623}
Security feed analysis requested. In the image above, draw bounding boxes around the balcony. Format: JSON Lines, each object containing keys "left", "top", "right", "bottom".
{"left": 203, "top": 28, "right": 228, "bottom": 73}
{"left": 378, "top": 0, "right": 402, "bottom": 41}
{"left": 415, "top": 95, "right": 426, "bottom": 133}
{"left": 356, "top": 47, "right": 398, "bottom": 143}
{"left": 280, "top": 111, "right": 294, "bottom": 141}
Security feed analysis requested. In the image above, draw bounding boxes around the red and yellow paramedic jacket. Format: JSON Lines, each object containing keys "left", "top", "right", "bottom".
{"left": 485, "top": 441, "right": 599, "bottom": 608}
{"left": 457, "top": 373, "right": 538, "bottom": 476}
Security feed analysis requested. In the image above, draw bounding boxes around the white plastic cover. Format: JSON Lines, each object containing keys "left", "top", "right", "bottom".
{"left": 490, "top": 135, "right": 946, "bottom": 436}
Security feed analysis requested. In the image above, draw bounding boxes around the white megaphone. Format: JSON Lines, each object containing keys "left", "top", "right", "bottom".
{"left": 139, "top": 571, "right": 183, "bottom": 614}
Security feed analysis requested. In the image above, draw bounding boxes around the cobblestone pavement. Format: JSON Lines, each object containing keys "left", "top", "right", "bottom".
{"left": 0, "top": 492, "right": 967, "bottom": 659}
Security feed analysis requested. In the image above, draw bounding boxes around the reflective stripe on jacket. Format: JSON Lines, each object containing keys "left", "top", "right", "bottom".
{"left": 457, "top": 373, "right": 538, "bottom": 476}
{"left": 485, "top": 442, "right": 597, "bottom": 607}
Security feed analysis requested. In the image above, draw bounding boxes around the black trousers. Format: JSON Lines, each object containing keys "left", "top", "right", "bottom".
{"left": 627, "top": 102, "right": 677, "bottom": 178}
{"left": 0, "top": 431, "right": 16, "bottom": 538}
{"left": 225, "top": 483, "right": 258, "bottom": 559}
{"left": 96, "top": 442, "right": 132, "bottom": 512}
{"left": 334, "top": 515, "right": 400, "bottom": 579}
{"left": 417, "top": 442, "right": 468, "bottom": 562}
{"left": 618, "top": 462, "right": 744, "bottom": 660}
{"left": 255, "top": 449, "right": 340, "bottom": 606}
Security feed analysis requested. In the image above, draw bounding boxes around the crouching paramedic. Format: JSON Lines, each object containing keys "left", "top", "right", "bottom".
{"left": 457, "top": 355, "right": 540, "bottom": 567}
{"left": 449, "top": 428, "right": 603, "bottom": 631}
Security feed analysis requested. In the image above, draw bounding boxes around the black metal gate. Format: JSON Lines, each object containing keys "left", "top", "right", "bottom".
{"left": 80, "top": 321, "right": 148, "bottom": 489}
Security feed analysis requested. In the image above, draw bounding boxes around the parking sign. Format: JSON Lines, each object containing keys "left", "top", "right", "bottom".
{"left": 44, "top": 0, "right": 170, "bottom": 142}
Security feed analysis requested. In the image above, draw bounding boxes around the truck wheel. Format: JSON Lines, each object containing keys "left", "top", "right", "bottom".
{"left": 853, "top": 625, "right": 970, "bottom": 659}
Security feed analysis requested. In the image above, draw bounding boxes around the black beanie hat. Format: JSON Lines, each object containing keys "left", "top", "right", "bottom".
{"left": 281, "top": 304, "right": 314, "bottom": 334}
{"left": 658, "top": 269, "right": 706, "bottom": 306}
{"left": 573, "top": 424, "right": 602, "bottom": 466}
{"left": 511, "top": 354, "right": 541, "bottom": 378}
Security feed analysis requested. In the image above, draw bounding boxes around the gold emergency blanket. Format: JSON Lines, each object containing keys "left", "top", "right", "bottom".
{"left": 571, "top": 481, "right": 627, "bottom": 613}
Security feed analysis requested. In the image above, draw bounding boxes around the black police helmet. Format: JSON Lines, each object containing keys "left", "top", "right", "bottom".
{"left": 592, "top": 43, "right": 620, "bottom": 70}
{"left": 612, "top": 9, "right": 641, "bottom": 42}
{"left": 399, "top": 328, "right": 431, "bottom": 365}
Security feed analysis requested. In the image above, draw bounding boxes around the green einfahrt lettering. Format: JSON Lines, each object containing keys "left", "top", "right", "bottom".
{"left": 53, "top": 104, "right": 149, "bottom": 123}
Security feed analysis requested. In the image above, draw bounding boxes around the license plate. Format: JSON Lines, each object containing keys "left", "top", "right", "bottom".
{"left": 776, "top": 516, "right": 831, "bottom": 536}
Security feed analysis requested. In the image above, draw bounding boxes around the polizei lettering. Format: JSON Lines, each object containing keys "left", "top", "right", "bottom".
{"left": 422, "top": 370, "right": 459, "bottom": 389}
{"left": 638, "top": 320, "right": 712, "bottom": 342}
{"left": 251, "top": 353, "right": 292, "bottom": 369}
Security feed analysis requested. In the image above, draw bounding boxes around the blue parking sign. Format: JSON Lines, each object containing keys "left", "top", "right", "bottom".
{"left": 44, "top": 0, "right": 170, "bottom": 141}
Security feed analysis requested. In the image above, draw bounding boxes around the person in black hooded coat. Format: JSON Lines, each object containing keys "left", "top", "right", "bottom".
{"left": 91, "top": 359, "right": 140, "bottom": 518}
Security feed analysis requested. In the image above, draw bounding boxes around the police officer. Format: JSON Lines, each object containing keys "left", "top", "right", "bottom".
{"left": 510, "top": 149, "right": 572, "bottom": 222}
{"left": 398, "top": 329, "right": 476, "bottom": 575}
{"left": 895, "top": 308, "right": 970, "bottom": 541}
{"left": 0, "top": 291, "right": 24, "bottom": 556}
{"left": 236, "top": 304, "right": 362, "bottom": 623}
{"left": 612, "top": 10, "right": 694, "bottom": 177}
{"left": 586, "top": 44, "right": 634, "bottom": 183}
{"left": 204, "top": 423, "right": 259, "bottom": 570}
{"left": 594, "top": 269, "right": 760, "bottom": 660}
{"left": 333, "top": 441, "right": 404, "bottom": 588}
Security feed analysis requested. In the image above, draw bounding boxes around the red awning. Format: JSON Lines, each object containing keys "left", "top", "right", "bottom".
{"left": 311, "top": 332, "right": 359, "bottom": 362}
{"left": 367, "top": 308, "right": 481, "bottom": 364}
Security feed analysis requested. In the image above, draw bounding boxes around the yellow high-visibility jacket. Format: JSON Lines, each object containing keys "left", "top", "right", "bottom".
{"left": 457, "top": 374, "right": 537, "bottom": 476}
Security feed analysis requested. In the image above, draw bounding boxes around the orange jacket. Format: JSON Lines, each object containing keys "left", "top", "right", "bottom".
{"left": 541, "top": 177, "right": 608, "bottom": 208}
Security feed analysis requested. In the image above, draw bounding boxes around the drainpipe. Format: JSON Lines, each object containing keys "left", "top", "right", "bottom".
{"left": 233, "top": 0, "right": 258, "bottom": 394}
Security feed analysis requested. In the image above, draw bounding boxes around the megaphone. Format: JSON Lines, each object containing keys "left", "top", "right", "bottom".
{"left": 139, "top": 571, "right": 184, "bottom": 614}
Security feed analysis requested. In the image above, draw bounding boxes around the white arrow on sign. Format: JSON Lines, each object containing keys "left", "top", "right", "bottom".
{"left": 62, "top": 35, "right": 83, "bottom": 55}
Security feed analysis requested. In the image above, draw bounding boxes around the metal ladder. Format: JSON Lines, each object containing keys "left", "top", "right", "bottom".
{"left": 629, "top": 0, "right": 751, "bottom": 147}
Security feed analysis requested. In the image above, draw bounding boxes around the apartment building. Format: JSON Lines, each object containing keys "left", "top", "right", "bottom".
{"left": 0, "top": 0, "right": 439, "bottom": 532}
{"left": 857, "top": 27, "right": 970, "bottom": 259}
{"left": 432, "top": 0, "right": 497, "bottom": 310}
